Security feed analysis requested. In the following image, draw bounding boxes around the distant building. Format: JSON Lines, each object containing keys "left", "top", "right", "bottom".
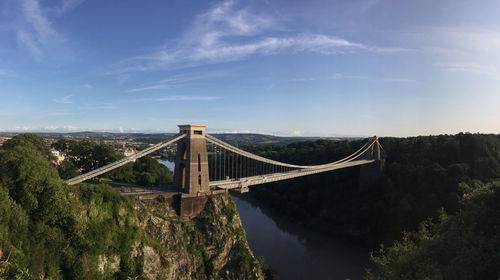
{"left": 50, "top": 148, "right": 66, "bottom": 165}
{"left": 0, "top": 137, "right": 12, "bottom": 146}
{"left": 121, "top": 148, "right": 136, "bottom": 157}
{"left": 116, "top": 143, "right": 137, "bottom": 157}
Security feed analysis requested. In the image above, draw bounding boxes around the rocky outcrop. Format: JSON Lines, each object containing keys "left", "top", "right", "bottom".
{"left": 133, "top": 193, "right": 265, "bottom": 280}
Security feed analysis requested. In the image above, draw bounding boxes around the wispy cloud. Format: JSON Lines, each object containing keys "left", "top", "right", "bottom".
{"left": 78, "top": 102, "right": 115, "bottom": 110}
{"left": 397, "top": 27, "right": 500, "bottom": 56}
{"left": 8, "top": 0, "right": 83, "bottom": 60}
{"left": 133, "top": 95, "right": 221, "bottom": 102}
{"left": 0, "top": 69, "right": 17, "bottom": 77}
{"left": 127, "top": 71, "right": 227, "bottom": 92}
{"left": 435, "top": 28, "right": 500, "bottom": 53}
{"left": 4, "top": 125, "right": 82, "bottom": 132}
{"left": 17, "top": 0, "right": 60, "bottom": 60}
{"left": 53, "top": 94, "right": 74, "bottom": 104}
{"left": 72, "top": 83, "right": 93, "bottom": 91}
{"left": 437, "top": 63, "right": 500, "bottom": 79}
{"left": 127, "top": 83, "right": 179, "bottom": 93}
{"left": 111, "top": 0, "right": 406, "bottom": 73}
{"left": 1, "top": 125, "right": 178, "bottom": 133}
{"left": 48, "top": 0, "right": 85, "bottom": 17}
{"left": 292, "top": 73, "right": 416, "bottom": 83}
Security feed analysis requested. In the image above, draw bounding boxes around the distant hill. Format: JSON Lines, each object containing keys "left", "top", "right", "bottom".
{"left": 0, "top": 131, "right": 361, "bottom": 146}
{"left": 209, "top": 133, "right": 351, "bottom": 146}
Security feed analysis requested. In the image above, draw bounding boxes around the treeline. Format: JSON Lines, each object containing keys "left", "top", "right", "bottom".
{"left": 53, "top": 139, "right": 173, "bottom": 186}
{"left": 0, "top": 134, "right": 145, "bottom": 279}
{"left": 243, "top": 133, "right": 500, "bottom": 278}
{"left": 367, "top": 179, "right": 500, "bottom": 279}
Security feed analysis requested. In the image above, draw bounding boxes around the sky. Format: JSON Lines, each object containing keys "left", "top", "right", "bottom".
{"left": 0, "top": 0, "right": 499, "bottom": 137}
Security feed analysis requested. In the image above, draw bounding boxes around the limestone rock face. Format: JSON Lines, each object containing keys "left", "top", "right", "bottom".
{"left": 134, "top": 193, "right": 265, "bottom": 280}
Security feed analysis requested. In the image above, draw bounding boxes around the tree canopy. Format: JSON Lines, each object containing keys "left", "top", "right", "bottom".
{"left": 53, "top": 138, "right": 173, "bottom": 186}
{"left": 0, "top": 134, "right": 144, "bottom": 279}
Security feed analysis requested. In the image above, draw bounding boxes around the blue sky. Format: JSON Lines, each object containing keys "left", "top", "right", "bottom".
{"left": 0, "top": 0, "right": 499, "bottom": 137}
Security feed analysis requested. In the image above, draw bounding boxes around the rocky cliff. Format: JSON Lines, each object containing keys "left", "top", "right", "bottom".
{"left": 100, "top": 193, "right": 265, "bottom": 280}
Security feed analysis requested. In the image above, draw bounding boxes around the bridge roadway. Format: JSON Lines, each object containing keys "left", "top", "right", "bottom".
{"left": 115, "top": 159, "right": 373, "bottom": 197}
{"left": 209, "top": 159, "right": 375, "bottom": 191}
{"left": 116, "top": 184, "right": 228, "bottom": 199}
{"left": 105, "top": 159, "right": 372, "bottom": 199}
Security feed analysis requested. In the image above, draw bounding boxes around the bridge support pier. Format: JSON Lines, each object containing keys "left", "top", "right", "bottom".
{"left": 360, "top": 137, "right": 384, "bottom": 186}
{"left": 238, "top": 181, "right": 249, "bottom": 193}
{"left": 174, "top": 125, "right": 211, "bottom": 216}
{"left": 174, "top": 124, "right": 210, "bottom": 195}
{"left": 179, "top": 194, "right": 209, "bottom": 218}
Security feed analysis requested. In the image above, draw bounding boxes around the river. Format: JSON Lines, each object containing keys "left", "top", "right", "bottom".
{"left": 158, "top": 159, "right": 175, "bottom": 171}
{"left": 232, "top": 195, "right": 370, "bottom": 280}
{"left": 158, "top": 160, "right": 370, "bottom": 279}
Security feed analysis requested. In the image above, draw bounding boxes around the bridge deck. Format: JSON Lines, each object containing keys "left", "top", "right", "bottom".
{"left": 116, "top": 184, "right": 227, "bottom": 199}
{"left": 209, "top": 159, "right": 374, "bottom": 190}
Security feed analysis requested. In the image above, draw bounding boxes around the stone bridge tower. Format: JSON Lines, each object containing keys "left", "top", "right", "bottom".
{"left": 360, "top": 136, "right": 384, "bottom": 186}
{"left": 174, "top": 124, "right": 210, "bottom": 195}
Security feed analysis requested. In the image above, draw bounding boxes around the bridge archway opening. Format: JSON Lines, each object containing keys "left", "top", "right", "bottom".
{"left": 179, "top": 163, "right": 186, "bottom": 190}
{"left": 180, "top": 142, "right": 187, "bottom": 160}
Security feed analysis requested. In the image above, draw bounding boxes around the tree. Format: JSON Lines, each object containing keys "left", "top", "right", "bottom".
{"left": 3, "top": 134, "right": 54, "bottom": 160}
{"left": 57, "top": 160, "right": 79, "bottom": 180}
{"left": 67, "top": 140, "right": 120, "bottom": 173}
{"left": 367, "top": 180, "right": 500, "bottom": 279}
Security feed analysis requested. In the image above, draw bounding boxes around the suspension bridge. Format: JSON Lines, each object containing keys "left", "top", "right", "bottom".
{"left": 65, "top": 124, "right": 384, "bottom": 216}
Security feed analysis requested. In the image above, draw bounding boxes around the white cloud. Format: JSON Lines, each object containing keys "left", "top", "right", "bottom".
{"left": 437, "top": 28, "right": 500, "bottom": 53}
{"left": 6, "top": 125, "right": 78, "bottom": 132}
{"left": 115, "top": 33, "right": 376, "bottom": 73}
{"left": 53, "top": 94, "right": 73, "bottom": 104}
{"left": 188, "top": 0, "right": 274, "bottom": 45}
{"left": 78, "top": 102, "right": 115, "bottom": 110}
{"left": 16, "top": 30, "right": 43, "bottom": 60}
{"left": 436, "top": 63, "right": 500, "bottom": 79}
{"left": 9, "top": 0, "right": 83, "bottom": 60}
{"left": 111, "top": 0, "right": 405, "bottom": 73}
{"left": 394, "top": 27, "right": 500, "bottom": 79}
{"left": 127, "top": 71, "right": 227, "bottom": 92}
{"left": 127, "top": 84, "right": 178, "bottom": 92}
{"left": 17, "top": 0, "right": 60, "bottom": 59}
{"left": 2, "top": 125, "right": 176, "bottom": 133}
{"left": 133, "top": 96, "right": 221, "bottom": 102}
{"left": 292, "top": 73, "right": 416, "bottom": 83}
{"left": 49, "top": 0, "right": 85, "bottom": 17}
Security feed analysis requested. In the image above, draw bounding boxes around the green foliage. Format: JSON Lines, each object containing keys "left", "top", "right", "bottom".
{"left": 2, "top": 134, "right": 54, "bottom": 160}
{"left": 155, "top": 195, "right": 166, "bottom": 203}
{"left": 107, "top": 156, "right": 173, "bottom": 186}
{"left": 58, "top": 160, "right": 79, "bottom": 180}
{"left": 0, "top": 134, "right": 147, "bottom": 279}
{"left": 221, "top": 196, "right": 237, "bottom": 222}
{"left": 367, "top": 180, "right": 500, "bottom": 279}
{"left": 1, "top": 134, "right": 264, "bottom": 279}
{"left": 63, "top": 140, "right": 120, "bottom": 173}
{"left": 54, "top": 138, "right": 172, "bottom": 186}
{"left": 236, "top": 133, "right": 500, "bottom": 279}
{"left": 247, "top": 134, "right": 500, "bottom": 247}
